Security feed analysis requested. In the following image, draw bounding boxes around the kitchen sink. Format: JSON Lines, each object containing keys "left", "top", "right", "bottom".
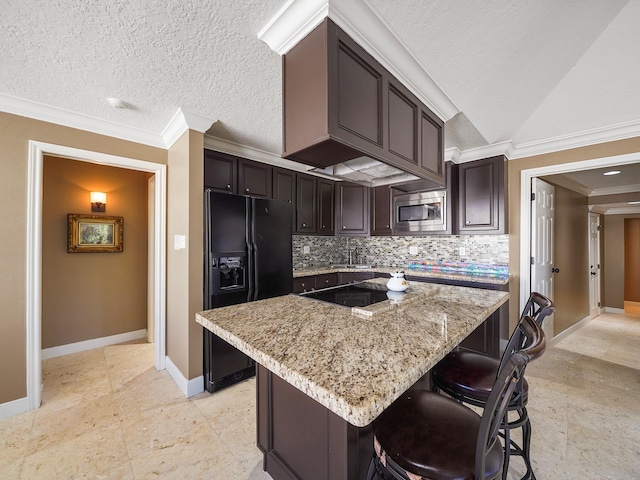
{"left": 330, "top": 264, "right": 372, "bottom": 269}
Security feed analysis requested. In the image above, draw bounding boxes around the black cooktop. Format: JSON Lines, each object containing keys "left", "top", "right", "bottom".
{"left": 300, "top": 282, "right": 392, "bottom": 307}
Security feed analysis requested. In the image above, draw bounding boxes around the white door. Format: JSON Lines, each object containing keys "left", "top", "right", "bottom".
{"left": 531, "top": 178, "right": 555, "bottom": 339}
{"left": 589, "top": 213, "right": 601, "bottom": 317}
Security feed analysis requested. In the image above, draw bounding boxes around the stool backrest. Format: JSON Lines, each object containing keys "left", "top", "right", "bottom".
{"left": 521, "top": 292, "right": 555, "bottom": 326}
{"left": 476, "top": 351, "right": 528, "bottom": 478}
{"left": 496, "top": 315, "right": 546, "bottom": 407}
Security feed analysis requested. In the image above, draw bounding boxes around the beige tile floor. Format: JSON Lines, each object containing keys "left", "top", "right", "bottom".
{"left": 1, "top": 312, "right": 638, "bottom": 479}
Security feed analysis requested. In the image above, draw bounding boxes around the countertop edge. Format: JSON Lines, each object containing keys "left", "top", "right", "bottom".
{"left": 196, "top": 286, "right": 509, "bottom": 427}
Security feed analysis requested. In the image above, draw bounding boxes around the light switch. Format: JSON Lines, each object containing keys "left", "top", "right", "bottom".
{"left": 409, "top": 246, "right": 418, "bottom": 255}
{"left": 174, "top": 234, "right": 186, "bottom": 250}
{"left": 303, "top": 246, "right": 310, "bottom": 254}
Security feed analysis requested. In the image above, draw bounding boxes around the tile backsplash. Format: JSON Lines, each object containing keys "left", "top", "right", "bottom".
{"left": 292, "top": 235, "right": 509, "bottom": 269}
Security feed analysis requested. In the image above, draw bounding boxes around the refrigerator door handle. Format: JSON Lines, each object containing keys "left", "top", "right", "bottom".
{"left": 251, "top": 204, "right": 259, "bottom": 301}
{"left": 246, "top": 197, "right": 254, "bottom": 302}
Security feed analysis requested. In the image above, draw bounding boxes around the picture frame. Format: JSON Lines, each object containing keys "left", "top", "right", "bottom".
{"left": 67, "top": 214, "right": 124, "bottom": 253}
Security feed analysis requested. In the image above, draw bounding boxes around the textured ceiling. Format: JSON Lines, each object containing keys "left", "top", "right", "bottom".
{"left": 1, "top": 0, "right": 640, "bottom": 178}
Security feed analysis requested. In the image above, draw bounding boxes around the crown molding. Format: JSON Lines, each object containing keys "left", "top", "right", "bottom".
{"left": 257, "top": 0, "right": 459, "bottom": 122}
{"left": 162, "top": 109, "right": 216, "bottom": 148}
{"left": 257, "top": 0, "right": 329, "bottom": 55}
{"left": 591, "top": 183, "right": 640, "bottom": 196}
{"left": 0, "top": 92, "right": 166, "bottom": 148}
{"left": 602, "top": 205, "right": 640, "bottom": 215}
{"left": 445, "top": 141, "right": 515, "bottom": 164}
{"left": 510, "top": 118, "right": 640, "bottom": 160}
{"left": 544, "top": 174, "right": 593, "bottom": 196}
{"left": 0, "top": 92, "right": 215, "bottom": 150}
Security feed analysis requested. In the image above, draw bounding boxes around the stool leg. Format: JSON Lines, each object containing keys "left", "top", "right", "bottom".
{"left": 501, "top": 421, "right": 511, "bottom": 480}
{"left": 521, "top": 413, "right": 535, "bottom": 480}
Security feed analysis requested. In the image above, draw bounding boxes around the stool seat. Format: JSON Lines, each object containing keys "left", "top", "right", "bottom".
{"left": 374, "top": 389, "right": 504, "bottom": 480}
{"left": 432, "top": 351, "right": 529, "bottom": 406}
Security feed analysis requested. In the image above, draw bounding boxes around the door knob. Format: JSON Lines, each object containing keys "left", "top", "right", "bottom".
{"left": 552, "top": 268, "right": 560, "bottom": 273}
{"left": 591, "top": 271, "right": 597, "bottom": 276}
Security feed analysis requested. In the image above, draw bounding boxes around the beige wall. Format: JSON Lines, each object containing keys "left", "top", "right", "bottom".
{"left": 42, "top": 156, "right": 151, "bottom": 348}
{"left": 0, "top": 111, "right": 166, "bottom": 405}
{"left": 166, "top": 129, "right": 205, "bottom": 379}
{"left": 507, "top": 136, "right": 640, "bottom": 332}
{"left": 625, "top": 218, "right": 640, "bottom": 303}
{"left": 544, "top": 183, "right": 589, "bottom": 334}
{"left": 605, "top": 214, "right": 640, "bottom": 307}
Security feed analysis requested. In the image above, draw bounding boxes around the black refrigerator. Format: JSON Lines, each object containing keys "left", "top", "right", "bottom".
{"left": 203, "top": 189, "right": 293, "bottom": 392}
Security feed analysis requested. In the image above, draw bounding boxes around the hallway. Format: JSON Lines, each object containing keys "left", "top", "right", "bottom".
{"left": 1, "top": 312, "right": 638, "bottom": 479}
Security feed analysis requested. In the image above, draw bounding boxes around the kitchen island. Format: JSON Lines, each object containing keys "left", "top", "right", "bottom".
{"left": 196, "top": 278, "right": 508, "bottom": 480}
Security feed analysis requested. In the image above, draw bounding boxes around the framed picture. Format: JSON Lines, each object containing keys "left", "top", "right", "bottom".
{"left": 67, "top": 214, "right": 124, "bottom": 253}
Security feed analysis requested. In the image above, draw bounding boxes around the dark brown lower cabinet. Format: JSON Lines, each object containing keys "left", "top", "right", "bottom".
{"left": 256, "top": 365, "right": 373, "bottom": 480}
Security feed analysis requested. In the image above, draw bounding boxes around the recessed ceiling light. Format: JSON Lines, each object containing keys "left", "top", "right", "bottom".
{"left": 603, "top": 170, "right": 621, "bottom": 176}
{"left": 629, "top": 201, "right": 640, "bottom": 205}
{"left": 106, "top": 97, "right": 129, "bottom": 109}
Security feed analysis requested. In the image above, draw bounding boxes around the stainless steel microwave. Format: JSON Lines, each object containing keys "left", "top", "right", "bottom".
{"left": 393, "top": 191, "right": 447, "bottom": 233}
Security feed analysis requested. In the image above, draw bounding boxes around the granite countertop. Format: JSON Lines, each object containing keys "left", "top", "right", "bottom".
{"left": 293, "top": 265, "right": 511, "bottom": 286}
{"left": 196, "top": 278, "right": 508, "bottom": 427}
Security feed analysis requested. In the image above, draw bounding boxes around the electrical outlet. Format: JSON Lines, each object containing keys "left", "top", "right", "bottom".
{"left": 303, "top": 246, "right": 310, "bottom": 254}
{"left": 459, "top": 247, "right": 466, "bottom": 256}
{"left": 409, "top": 246, "right": 418, "bottom": 255}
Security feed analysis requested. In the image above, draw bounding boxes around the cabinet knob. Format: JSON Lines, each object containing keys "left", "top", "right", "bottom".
{"left": 325, "top": 279, "right": 329, "bottom": 284}
{"left": 245, "top": 188, "right": 250, "bottom": 192}
{"left": 302, "top": 223, "right": 306, "bottom": 227}
{"left": 226, "top": 184, "right": 231, "bottom": 190}
{"left": 386, "top": 224, "right": 390, "bottom": 228}
{"left": 342, "top": 226, "right": 346, "bottom": 229}
{"left": 466, "top": 220, "right": 471, "bottom": 224}
{"left": 322, "top": 224, "right": 325, "bottom": 228}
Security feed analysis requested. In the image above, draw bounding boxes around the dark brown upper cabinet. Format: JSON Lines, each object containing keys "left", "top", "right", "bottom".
{"left": 371, "top": 186, "right": 393, "bottom": 236}
{"left": 317, "top": 179, "right": 335, "bottom": 235}
{"left": 336, "top": 183, "right": 369, "bottom": 236}
{"left": 273, "top": 167, "right": 296, "bottom": 226}
{"left": 273, "top": 168, "right": 296, "bottom": 204}
{"left": 238, "top": 159, "right": 272, "bottom": 198}
{"left": 204, "top": 150, "right": 237, "bottom": 194}
{"left": 282, "top": 18, "right": 445, "bottom": 188}
{"left": 296, "top": 174, "right": 317, "bottom": 234}
{"left": 456, "top": 155, "right": 507, "bottom": 235}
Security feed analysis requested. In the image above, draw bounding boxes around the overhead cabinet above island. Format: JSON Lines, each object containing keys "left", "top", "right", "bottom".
{"left": 282, "top": 18, "right": 445, "bottom": 189}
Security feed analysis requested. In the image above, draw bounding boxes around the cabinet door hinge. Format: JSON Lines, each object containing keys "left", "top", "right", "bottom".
{"left": 530, "top": 256, "right": 535, "bottom": 265}
{"left": 531, "top": 192, "right": 536, "bottom": 201}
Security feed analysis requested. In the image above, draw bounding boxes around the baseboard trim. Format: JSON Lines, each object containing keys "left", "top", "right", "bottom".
{"left": 605, "top": 307, "right": 625, "bottom": 314}
{"left": 0, "top": 396, "right": 29, "bottom": 421}
{"left": 41, "top": 329, "right": 148, "bottom": 360}
{"left": 548, "top": 315, "right": 593, "bottom": 346}
{"left": 165, "top": 355, "right": 204, "bottom": 398}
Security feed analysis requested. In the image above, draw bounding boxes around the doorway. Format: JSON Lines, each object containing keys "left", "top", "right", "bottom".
{"left": 519, "top": 151, "right": 640, "bottom": 338}
{"left": 589, "top": 213, "right": 602, "bottom": 317}
{"left": 26, "top": 141, "right": 167, "bottom": 411}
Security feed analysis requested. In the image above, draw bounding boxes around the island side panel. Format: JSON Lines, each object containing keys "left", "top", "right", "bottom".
{"left": 257, "top": 365, "right": 372, "bottom": 480}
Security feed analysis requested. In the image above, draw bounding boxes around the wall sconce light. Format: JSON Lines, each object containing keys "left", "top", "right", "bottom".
{"left": 90, "top": 192, "right": 107, "bottom": 212}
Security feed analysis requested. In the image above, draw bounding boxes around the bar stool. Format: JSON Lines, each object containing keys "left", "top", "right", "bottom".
{"left": 431, "top": 293, "right": 553, "bottom": 479}
{"left": 368, "top": 316, "right": 543, "bottom": 480}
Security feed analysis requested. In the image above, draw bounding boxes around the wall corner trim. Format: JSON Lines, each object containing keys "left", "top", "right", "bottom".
{"left": 165, "top": 355, "right": 204, "bottom": 398}
{"left": 162, "top": 108, "right": 216, "bottom": 149}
